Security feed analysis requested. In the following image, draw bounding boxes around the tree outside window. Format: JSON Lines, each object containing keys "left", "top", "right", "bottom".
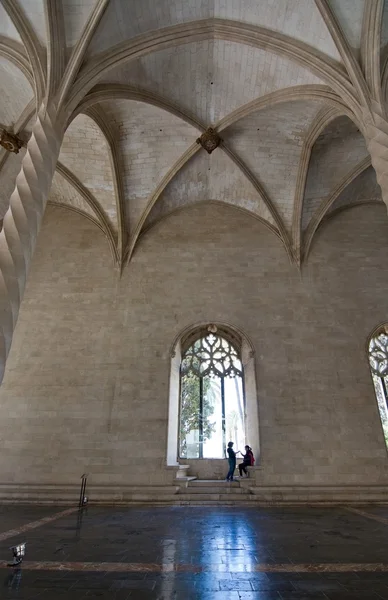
{"left": 369, "top": 330, "right": 388, "bottom": 448}
{"left": 179, "top": 333, "right": 245, "bottom": 459}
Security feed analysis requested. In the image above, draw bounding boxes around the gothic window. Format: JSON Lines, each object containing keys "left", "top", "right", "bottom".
{"left": 179, "top": 332, "right": 245, "bottom": 459}
{"left": 369, "top": 328, "right": 388, "bottom": 449}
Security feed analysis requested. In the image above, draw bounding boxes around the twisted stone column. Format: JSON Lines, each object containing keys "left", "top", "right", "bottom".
{"left": 0, "top": 107, "right": 63, "bottom": 383}
{"left": 364, "top": 107, "right": 388, "bottom": 211}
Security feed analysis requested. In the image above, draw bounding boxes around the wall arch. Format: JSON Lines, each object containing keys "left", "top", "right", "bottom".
{"left": 167, "top": 321, "right": 260, "bottom": 478}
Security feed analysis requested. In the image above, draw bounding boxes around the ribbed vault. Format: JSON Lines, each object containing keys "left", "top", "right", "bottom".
{"left": 0, "top": 0, "right": 387, "bottom": 269}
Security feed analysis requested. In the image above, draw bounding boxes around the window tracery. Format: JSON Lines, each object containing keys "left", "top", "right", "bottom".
{"left": 179, "top": 333, "right": 245, "bottom": 459}
{"left": 181, "top": 333, "right": 243, "bottom": 379}
{"left": 369, "top": 329, "right": 388, "bottom": 449}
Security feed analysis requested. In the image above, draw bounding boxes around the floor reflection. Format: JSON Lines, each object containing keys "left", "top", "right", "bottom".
{"left": 4, "top": 567, "right": 22, "bottom": 591}
{"left": 197, "top": 511, "right": 258, "bottom": 571}
{"left": 161, "top": 538, "right": 177, "bottom": 598}
{"left": 1, "top": 506, "right": 388, "bottom": 597}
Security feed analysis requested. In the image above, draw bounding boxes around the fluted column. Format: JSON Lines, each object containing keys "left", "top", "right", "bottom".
{"left": 364, "top": 106, "right": 388, "bottom": 211}
{"left": 0, "top": 106, "right": 63, "bottom": 383}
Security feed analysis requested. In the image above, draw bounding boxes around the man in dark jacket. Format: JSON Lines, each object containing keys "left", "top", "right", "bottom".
{"left": 225, "top": 441, "right": 236, "bottom": 481}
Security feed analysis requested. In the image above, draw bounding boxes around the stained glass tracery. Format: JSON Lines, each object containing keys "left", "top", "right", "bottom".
{"left": 179, "top": 333, "right": 245, "bottom": 459}
{"left": 181, "top": 333, "right": 242, "bottom": 379}
{"left": 369, "top": 330, "right": 388, "bottom": 449}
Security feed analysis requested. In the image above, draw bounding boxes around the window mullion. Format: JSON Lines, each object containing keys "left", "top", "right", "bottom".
{"left": 199, "top": 376, "right": 203, "bottom": 459}
{"left": 221, "top": 377, "right": 226, "bottom": 457}
{"left": 381, "top": 376, "right": 388, "bottom": 410}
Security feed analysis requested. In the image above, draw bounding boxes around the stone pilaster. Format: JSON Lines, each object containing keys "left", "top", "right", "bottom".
{"left": 364, "top": 107, "right": 388, "bottom": 211}
{"left": 0, "top": 106, "right": 63, "bottom": 382}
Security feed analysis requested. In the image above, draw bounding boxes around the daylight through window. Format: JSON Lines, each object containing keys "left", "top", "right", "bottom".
{"left": 179, "top": 333, "right": 245, "bottom": 459}
{"left": 369, "top": 329, "right": 388, "bottom": 449}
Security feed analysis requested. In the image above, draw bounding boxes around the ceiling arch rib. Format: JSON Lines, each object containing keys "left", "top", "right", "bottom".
{"left": 360, "top": 0, "right": 384, "bottom": 105}
{"left": 220, "top": 143, "right": 293, "bottom": 262}
{"left": 49, "top": 170, "right": 117, "bottom": 262}
{"left": 380, "top": 0, "right": 388, "bottom": 50}
{"left": 217, "top": 85, "right": 354, "bottom": 130}
{"left": 18, "top": 0, "right": 46, "bottom": 44}
{"left": 326, "top": 165, "right": 382, "bottom": 216}
{"left": 291, "top": 105, "right": 342, "bottom": 261}
{"left": 328, "top": 0, "right": 364, "bottom": 51}
{"left": 124, "top": 142, "right": 199, "bottom": 263}
{"left": 303, "top": 156, "right": 372, "bottom": 259}
{"left": 98, "top": 98, "right": 198, "bottom": 242}
{"left": 1, "top": 0, "right": 45, "bottom": 104}
{"left": 100, "top": 39, "right": 323, "bottom": 126}
{"left": 71, "top": 84, "right": 205, "bottom": 132}
{"left": 62, "top": 0, "right": 100, "bottom": 47}
{"left": 0, "top": 36, "right": 34, "bottom": 88}
{"left": 60, "top": 112, "right": 118, "bottom": 232}
{"left": 72, "top": 84, "right": 354, "bottom": 139}
{"left": 301, "top": 115, "right": 368, "bottom": 234}
{"left": 66, "top": 20, "right": 360, "bottom": 119}
{"left": 58, "top": 0, "right": 110, "bottom": 112}
{"left": 141, "top": 201, "right": 282, "bottom": 246}
{"left": 0, "top": 3, "right": 21, "bottom": 42}
{"left": 55, "top": 161, "right": 118, "bottom": 263}
{"left": 48, "top": 201, "right": 108, "bottom": 235}
{"left": 1, "top": 0, "right": 377, "bottom": 272}
{"left": 142, "top": 149, "right": 284, "bottom": 252}
{"left": 86, "top": 0, "right": 340, "bottom": 60}
{"left": 315, "top": 0, "right": 370, "bottom": 107}
{"left": 0, "top": 55, "right": 34, "bottom": 127}
{"left": 222, "top": 99, "right": 325, "bottom": 235}
{"left": 50, "top": 170, "right": 99, "bottom": 222}
{"left": 45, "top": 0, "right": 65, "bottom": 98}
{"left": 83, "top": 103, "right": 127, "bottom": 260}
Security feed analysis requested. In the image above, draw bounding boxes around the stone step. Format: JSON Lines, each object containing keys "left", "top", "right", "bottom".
{"left": 176, "top": 493, "right": 252, "bottom": 501}
{"left": 181, "top": 486, "right": 247, "bottom": 494}
{"left": 188, "top": 479, "right": 242, "bottom": 487}
{"left": 92, "top": 495, "right": 181, "bottom": 504}
{"left": 172, "top": 499, "right": 260, "bottom": 506}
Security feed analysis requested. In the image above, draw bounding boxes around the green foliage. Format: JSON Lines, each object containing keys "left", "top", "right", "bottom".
{"left": 180, "top": 373, "right": 215, "bottom": 457}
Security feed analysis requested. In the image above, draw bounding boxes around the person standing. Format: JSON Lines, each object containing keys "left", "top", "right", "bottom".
{"left": 238, "top": 445, "right": 254, "bottom": 477}
{"left": 225, "top": 441, "right": 236, "bottom": 481}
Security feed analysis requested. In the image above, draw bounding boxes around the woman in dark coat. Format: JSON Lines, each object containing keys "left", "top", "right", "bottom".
{"left": 225, "top": 441, "right": 236, "bottom": 481}
{"left": 238, "top": 445, "right": 254, "bottom": 477}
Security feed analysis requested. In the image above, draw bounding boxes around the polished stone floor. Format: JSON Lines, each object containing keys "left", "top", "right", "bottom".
{"left": 0, "top": 504, "right": 388, "bottom": 598}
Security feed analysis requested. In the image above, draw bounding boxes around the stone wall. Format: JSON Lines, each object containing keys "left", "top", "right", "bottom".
{"left": 0, "top": 202, "right": 388, "bottom": 495}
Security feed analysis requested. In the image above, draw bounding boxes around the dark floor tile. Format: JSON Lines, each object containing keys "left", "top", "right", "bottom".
{"left": 279, "top": 593, "right": 326, "bottom": 600}
{"left": 237, "top": 594, "right": 281, "bottom": 600}
{"left": 86, "top": 592, "right": 131, "bottom": 600}
{"left": 251, "top": 580, "right": 295, "bottom": 592}
{"left": 292, "top": 580, "right": 342, "bottom": 592}
{"left": 324, "top": 593, "right": 381, "bottom": 600}
{"left": 354, "top": 572, "right": 388, "bottom": 580}
{"left": 265, "top": 573, "right": 304, "bottom": 582}
{"left": 104, "top": 573, "right": 146, "bottom": 581}
{"left": 246, "top": 575, "right": 271, "bottom": 583}
{"left": 1, "top": 591, "right": 45, "bottom": 600}
{"left": 184, "top": 593, "right": 240, "bottom": 600}
{"left": 29, "top": 579, "right": 74, "bottom": 589}
{"left": 338, "top": 580, "right": 388, "bottom": 593}
{"left": 2, "top": 505, "right": 388, "bottom": 599}
{"left": 219, "top": 579, "right": 254, "bottom": 591}
{"left": 32, "top": 591, "right": 88, "bottom": 600}
{"left": 111, "top": 579, "right": 156, "bottom": 591}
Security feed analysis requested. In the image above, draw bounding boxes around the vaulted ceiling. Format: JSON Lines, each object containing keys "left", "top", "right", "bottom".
{"left": 0, "top": 0, "right": 385, "bottom": 268}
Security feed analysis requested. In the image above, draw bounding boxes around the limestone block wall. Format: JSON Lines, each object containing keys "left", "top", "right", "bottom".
{"left": 0, "top": 202, "right": 387, "bottom": 490}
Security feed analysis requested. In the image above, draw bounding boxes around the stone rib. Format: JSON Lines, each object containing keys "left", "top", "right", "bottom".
{"left": 365, "top": 107, "right": 388, "bottom": 212}
{"left": 0, "top": 107, "right": 62, "bottom": 382}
